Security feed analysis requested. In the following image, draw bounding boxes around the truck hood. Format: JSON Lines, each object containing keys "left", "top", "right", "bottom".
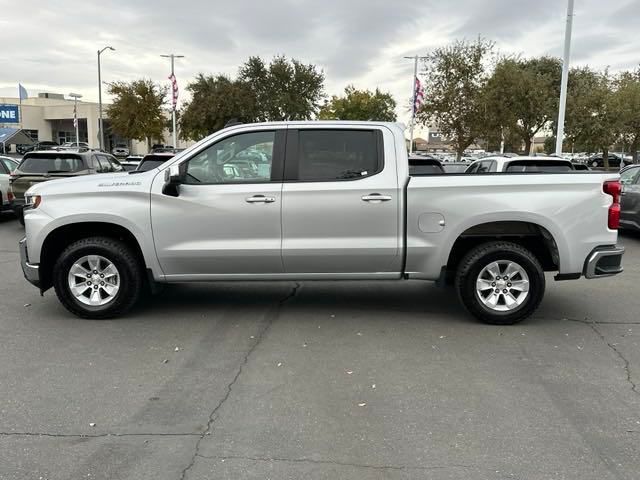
{"left": 26, "top": 170, "right": 157, "bottom": 196}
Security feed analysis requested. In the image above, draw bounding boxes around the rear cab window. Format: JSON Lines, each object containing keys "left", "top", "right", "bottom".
{"left": 18, "top": 153, "right": 86, "bottom": 174}
{"left": 285, "top": 129, "right": 383, "bottom": 181}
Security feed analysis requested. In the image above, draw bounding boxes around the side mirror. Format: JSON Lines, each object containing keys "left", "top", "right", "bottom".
{"left": 162, "top": 164, "right": 185, "bottom": 197}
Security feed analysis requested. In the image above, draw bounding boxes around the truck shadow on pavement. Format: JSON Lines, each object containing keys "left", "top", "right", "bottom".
{"left": 133, "top": 280, "right": 475, "bottom": 325}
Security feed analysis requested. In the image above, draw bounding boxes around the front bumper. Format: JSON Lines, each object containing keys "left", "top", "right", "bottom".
{"left": 19, "top": 237, "right": 41, "bottom": 288}
{"left": 584, "top": 246, "right": 625, "bottom": 279}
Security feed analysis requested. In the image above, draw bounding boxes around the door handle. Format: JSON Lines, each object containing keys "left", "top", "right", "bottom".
{"left": 361, "top": 194, "right": 392, "bottom": 202}
{"left": 246, "top": 195, "right": 275, "bottom": 204}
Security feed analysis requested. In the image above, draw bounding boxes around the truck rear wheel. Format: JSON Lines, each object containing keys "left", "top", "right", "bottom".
{"left": 455, "top": 242, "right": 545, "bottom": 325}
{"left": 53, "top": 237, "right": 143, "bottom": 319}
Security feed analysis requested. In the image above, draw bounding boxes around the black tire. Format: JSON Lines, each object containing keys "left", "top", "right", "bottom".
{"left": 455, "top": 241, "right": 545, "bottom": 325}
{"left": 53, "top": 236, "right": 143, "bottom": 319}
{"left": 17, "top": 208, "right": 24, "bottom": 226}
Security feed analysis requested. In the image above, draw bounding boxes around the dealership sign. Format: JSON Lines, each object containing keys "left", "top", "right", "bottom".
{"left": 0, "top": 104, "right": 19, "bottom": 123}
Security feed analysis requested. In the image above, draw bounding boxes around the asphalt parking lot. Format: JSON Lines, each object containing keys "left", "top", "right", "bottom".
{"left": 0, "top": 216, "right": 639, "bottom": 480}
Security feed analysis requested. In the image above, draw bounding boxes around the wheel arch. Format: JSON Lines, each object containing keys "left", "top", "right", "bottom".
{"left": 39, "top": 221, "right": 150, "bottom": 292}
{"left": 444, "top": 220, "right": 561, "bottom": 282}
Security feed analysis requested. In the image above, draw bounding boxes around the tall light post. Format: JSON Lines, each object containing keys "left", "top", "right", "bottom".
{"left": 69, "top": 93, "right": 83, "bottom": 147}
{"left": 161, "top": 53, "right": 184, "bottom": 148}
{"left": 555, "top": 0, "right": 575, "bottom": 155}
{"left": 98, "top": 46, "right": 115, "bottom": 151}
{"left": 404, "top": 55, "right": 428, "bottom": 153}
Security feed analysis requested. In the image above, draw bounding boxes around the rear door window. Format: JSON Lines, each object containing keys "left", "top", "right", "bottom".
{"left": 105, "top": 156, "right": 123, "bottom": 172}
{"left": 287, "top": 129, "right": 382, "bottom": 181}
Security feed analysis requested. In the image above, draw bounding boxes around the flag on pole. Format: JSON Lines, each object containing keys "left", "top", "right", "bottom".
{"left": 18, "top": 84, "right": 28, "bottom": 100}
{"left": 413, "top": 77, "right": 425, "bottom": 112}
{"left": 73, "top": 103, "right": 77, "bottom": 128}
{"left": 168, "top": 73, "right": 178, "bottom": 110}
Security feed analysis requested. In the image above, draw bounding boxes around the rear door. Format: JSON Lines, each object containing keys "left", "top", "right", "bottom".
{"left": 281, "top": 127, "right": 401, "bottom": 274}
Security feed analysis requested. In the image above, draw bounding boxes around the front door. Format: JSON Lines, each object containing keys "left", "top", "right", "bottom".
{"left": 151, "top": 128, "right": 286, "bottom": 278}
{"left": 281, "top": 127, "right": 401, "bottom": 274}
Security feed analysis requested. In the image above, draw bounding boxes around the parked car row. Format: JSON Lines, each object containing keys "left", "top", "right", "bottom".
{"left": 1, "top": 149, "right": 177, "bottom": 224}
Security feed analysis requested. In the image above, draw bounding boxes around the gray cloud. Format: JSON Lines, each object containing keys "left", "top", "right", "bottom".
{"left": 1, "top": 0, "right": 639, "bottom": 126}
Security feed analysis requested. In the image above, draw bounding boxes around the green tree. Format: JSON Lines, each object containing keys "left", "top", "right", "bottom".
{"left": 179, "top": 74, "right": 257, "bottom": 140}
{"left": 318, "top": 85, "right": 396, "bottom": 121}
{"left": 238, "top": 56, "right": 325, "bottom": 121}
{"left": 613, "top": 69, "right": 640, "bottom": 163}
{"left": 484, "top": 56, "right": 561, "bottom": 154}
{"left": 106, "top": 79, "right": 166, "bottom": 149}
{"left": 565, "top": 67, "right": 619, "bottom": 169}
{"left": 417, "top": 38, "right": 494, "bottom": 159}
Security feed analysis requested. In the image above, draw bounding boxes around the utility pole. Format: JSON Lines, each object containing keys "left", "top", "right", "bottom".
{"left": 161, "top": 53, "right": 184, "bottom": 148}
{"left": 555, "top": 0, "right": 575, "bottom": 155}
{"left": 98, "top": 46, "right": 115, "bottom": 151}
{"left": 69, "top": 93, "right": 82, "bottom": 146}
{"left": 404, "top": 55, "right": 428, "bottom": 153}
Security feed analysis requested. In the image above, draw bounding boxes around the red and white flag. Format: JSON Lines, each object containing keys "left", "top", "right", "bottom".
{"left": 168, "top": 73, "right": 178, "bottom": 110}
{"left": 413, "top": 77, "right": 425, "bottom": 112}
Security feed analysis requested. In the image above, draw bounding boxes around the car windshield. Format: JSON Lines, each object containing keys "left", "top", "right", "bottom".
{"left": 136, "top": 155, "right": 173, "bottom": 172}
{"left": 18, "top": 154, "right": 85, "bottom": 173}
{"left": 505, "top": 161, "right": 574, "bottom": 173}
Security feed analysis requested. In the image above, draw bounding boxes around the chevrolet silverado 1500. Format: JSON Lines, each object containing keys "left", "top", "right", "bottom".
{"left": 19, "top": 121, "right": 624, "bottom": 324}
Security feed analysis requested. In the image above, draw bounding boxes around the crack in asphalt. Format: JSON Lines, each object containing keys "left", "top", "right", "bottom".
{"left": 563, "top": 318, "right": 640, "bottom": 325}
{"left": 177, "top": 283, "right": 301, "bottom": 480}
{"left": 0, "top": 432, "right": 200, "bottom": 438}
{"left": 563, "top": 318, "right": 639, "bottom": 397}
{"left": 195, "top": 453, "right": 475, "bottom": 472}
{"left": 586, "top": 321, "right": 639, "bottom": 397}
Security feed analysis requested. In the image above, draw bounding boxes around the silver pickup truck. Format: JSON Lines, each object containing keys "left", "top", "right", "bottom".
{"left": 19, "top": 121, "right": 624, "bottom": 324}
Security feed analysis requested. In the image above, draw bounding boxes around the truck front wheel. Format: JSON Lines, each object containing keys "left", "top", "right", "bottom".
{"left": 455, "top": 242, "right": 545, "bottom": 325}
{"left": 53, "top": 237, "right": 143, "bottom": 319}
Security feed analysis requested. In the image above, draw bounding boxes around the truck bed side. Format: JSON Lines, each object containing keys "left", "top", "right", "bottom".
{"left": 405, "top": 173, "right": 620, "bottom": 280}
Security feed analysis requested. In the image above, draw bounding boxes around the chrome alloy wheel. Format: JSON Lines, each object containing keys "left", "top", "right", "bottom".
{"left": 475, "top": 260, "right": 530, "bottom": 312}
{"left": 67, "top": 255, "right": 120, "bottom": 306}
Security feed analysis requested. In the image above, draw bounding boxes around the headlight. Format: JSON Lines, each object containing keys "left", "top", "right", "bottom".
{"left": 24, "top": 194, "right": 42, "bottom": 209}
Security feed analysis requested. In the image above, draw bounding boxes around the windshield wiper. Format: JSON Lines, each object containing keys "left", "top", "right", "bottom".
{"left": 45, "top": 170, "right": 71, "bottom": 174}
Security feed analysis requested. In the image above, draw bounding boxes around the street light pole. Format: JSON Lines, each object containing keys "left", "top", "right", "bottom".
{"left": 97, "top": 46, "right": 115, "bottom": 151}
{"left": 161, "top": 53, "right": 184, "bottom": 148}
{"left": 555, "top": 0, "right": 575, "bottom": 155}
{"left": 69, "top": 93, "right": 82, "bottom": 147}
{"left": 404, "top": 55, "right": 428, "bottom": 154}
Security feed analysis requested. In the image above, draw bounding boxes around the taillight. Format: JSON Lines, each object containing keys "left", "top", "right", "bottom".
{"left": 603, "top": 180, "right": 621, "bottom": 230}
{"left": 7, "top": 191, "right": 13, "bottom": 202}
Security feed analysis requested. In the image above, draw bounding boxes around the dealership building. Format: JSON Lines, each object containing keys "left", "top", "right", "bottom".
{"left": 0, "top": 92, "right": 190, "bottom": 154}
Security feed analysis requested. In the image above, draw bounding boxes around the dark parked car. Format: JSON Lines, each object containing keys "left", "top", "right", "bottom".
{"left": 408, "top": 156, "right": 445, "bottom": 175}
{"left": 620, "top": 165, "right": 640, "bottom": 231}
{"left": 134, "top": 153, "right": 176, "bottom": 172}
{"left": 10, "top": 150, "right": 121, "bottom": 224}
{"left": 588, "top": 153, "right": 631, "bottom": 169}
{"left": 17, "top": 141, "right": 59, "bottom": 154}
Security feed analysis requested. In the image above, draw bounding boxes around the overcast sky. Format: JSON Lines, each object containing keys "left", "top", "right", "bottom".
{"left": 1, "top": 0, "right": 638, "bottom": 127}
